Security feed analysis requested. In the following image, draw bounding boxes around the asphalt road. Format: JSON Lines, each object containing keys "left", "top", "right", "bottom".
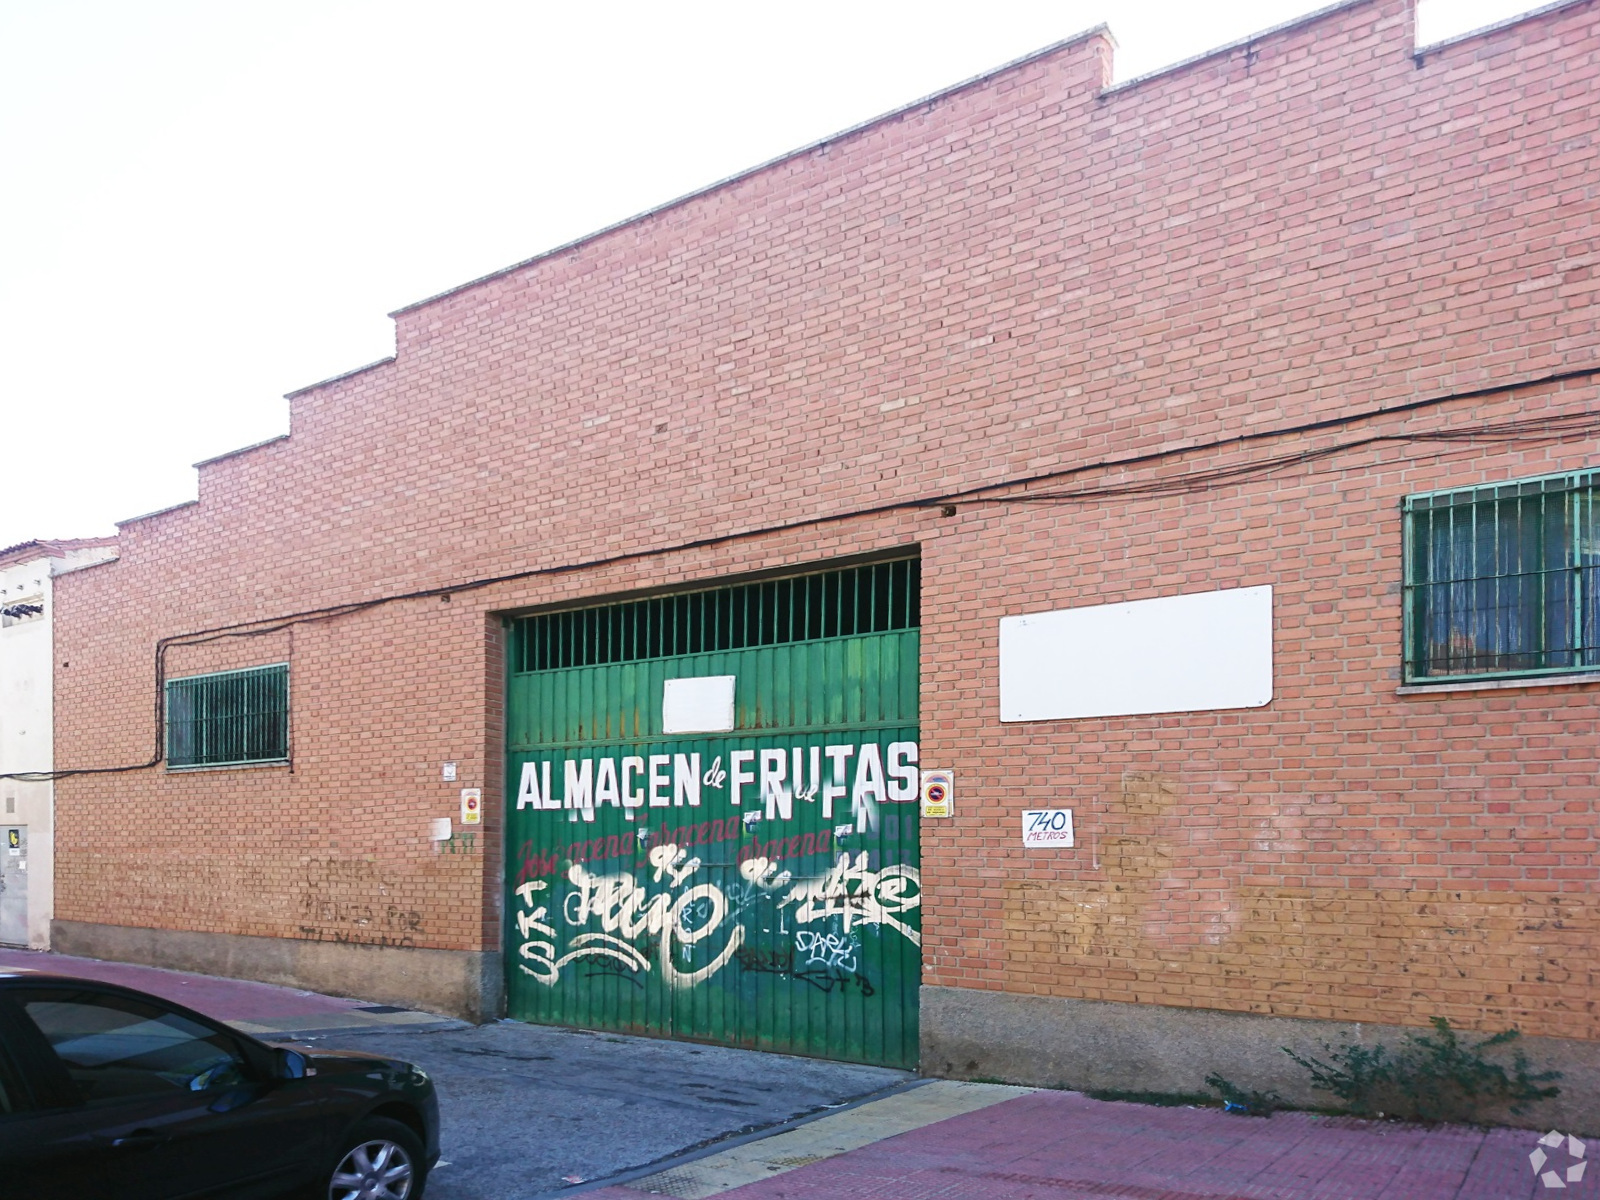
{"left": 304, "top": 1021, "right": 910, "bottom": 1200}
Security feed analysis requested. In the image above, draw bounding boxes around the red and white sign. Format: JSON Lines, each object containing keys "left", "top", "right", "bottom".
{"left": 920, "top": 769, "right": 953, "bottom": 819}
{"left": 460, "top": 788, "right": 483, "bottom": 825}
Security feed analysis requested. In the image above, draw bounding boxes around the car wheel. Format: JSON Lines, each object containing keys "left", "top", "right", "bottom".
{"left": 325, "top": 1117, "right": 427, "bottom": 1200}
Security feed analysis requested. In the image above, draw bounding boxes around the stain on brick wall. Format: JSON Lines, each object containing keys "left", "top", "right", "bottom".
{"left": 1003, "top": 772, "right": 1599, "bottom": 1040}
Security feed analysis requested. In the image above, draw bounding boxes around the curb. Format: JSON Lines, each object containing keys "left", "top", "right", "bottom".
{"left": 531, "top": 1077, "right": 939, "bottom": 1199}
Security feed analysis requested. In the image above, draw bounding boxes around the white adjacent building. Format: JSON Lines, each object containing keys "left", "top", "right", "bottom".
{"left": 0, "top": 539, "right": 118, "bottom": 948}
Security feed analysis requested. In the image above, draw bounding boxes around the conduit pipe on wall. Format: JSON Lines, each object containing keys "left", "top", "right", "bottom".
{"left": 5, "top": 362, "right": 1598, "bottom": 783}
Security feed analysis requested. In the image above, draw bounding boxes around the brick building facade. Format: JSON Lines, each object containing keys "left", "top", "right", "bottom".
{"left": 45, "top": 0, "right": 1600, "bottom": 1125}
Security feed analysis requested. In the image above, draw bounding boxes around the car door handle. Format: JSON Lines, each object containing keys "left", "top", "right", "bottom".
{"left": 110, "top": 1128, "right": 170, "bottom": 1151}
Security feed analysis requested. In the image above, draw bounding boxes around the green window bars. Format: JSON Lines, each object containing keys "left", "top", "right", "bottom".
{"left": 1404, "top": 470, "right": 1600, "bottom": 682}
{"left": 166, "top": 663, "right": 290, "bottom": 768}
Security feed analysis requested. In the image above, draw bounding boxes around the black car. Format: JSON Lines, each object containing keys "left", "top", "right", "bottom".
{"left": 0, "top": 970, "right": 438, "bottom": 1199}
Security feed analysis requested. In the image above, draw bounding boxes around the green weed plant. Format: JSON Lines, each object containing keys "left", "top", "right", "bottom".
{"left": 1282, "top": 1017, "right": 1560, "bottom": 1124}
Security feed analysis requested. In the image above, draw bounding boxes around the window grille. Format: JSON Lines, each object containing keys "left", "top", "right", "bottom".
{"left": 1, "top": 597, "right": 44, "bottom": 628}
{"left": 1404, "top": 470, "right": 1600, "bottom": 682}
{"left": 166, "top": 664, "right": 289, "bottom": 767}
{"left": 512, "top": 557, "right": 920, "bottom": 673}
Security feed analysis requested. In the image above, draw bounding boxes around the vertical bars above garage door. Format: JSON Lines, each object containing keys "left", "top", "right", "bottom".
{"left": 512, "top": 557, "right": 919, "bottom": 671}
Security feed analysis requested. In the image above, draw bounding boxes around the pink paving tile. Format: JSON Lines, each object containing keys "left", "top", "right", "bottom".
{"left": 687, "top": 1091, "right": 1568, "bottom": 1200}
{"left": 0, "top": 948, "right": 369, "bottom": 1023}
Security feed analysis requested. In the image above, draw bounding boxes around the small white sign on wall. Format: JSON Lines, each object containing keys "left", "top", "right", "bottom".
{"left": 1022, "top": 809, "right": 1074, "bottom": 848}
{"left": 999, "top": 585, "right": 1273, "bottom": 722}
{"left": 662, "top": 675, "right": 737, "bottom": 734}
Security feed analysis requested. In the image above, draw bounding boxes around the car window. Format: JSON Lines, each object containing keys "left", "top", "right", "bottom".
{"left": 13, "top": 988, "right": 249, "bottom": 1107}
{"left": 0, "top": 1041, "right": 23, "bottom": 1115}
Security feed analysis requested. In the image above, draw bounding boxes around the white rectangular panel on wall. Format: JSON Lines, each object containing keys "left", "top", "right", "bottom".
{"left": 662, "top": 675, "right": 738, "bottom": 733}
{"left": 999, "top": 585, "right": 1273, "bottom": 722}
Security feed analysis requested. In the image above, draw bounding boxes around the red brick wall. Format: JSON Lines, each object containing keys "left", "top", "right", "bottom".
{"left": 926, "top": 378, "right": 1600, "bottom": 1038}
{"left": 54, "top": 0, "right": 1600, "bottom": 1037}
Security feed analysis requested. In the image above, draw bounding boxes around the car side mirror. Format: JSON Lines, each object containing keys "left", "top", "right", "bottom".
{"left": 275, "top": 1048, "right": 313, "bottom": 1080}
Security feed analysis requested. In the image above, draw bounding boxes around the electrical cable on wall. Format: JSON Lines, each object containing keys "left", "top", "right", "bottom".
{"left": 5, "top": 362, "right": 1597, "bottom": 782}
{"left": 978, "top": 410, "right": 1600, "bottom": 504}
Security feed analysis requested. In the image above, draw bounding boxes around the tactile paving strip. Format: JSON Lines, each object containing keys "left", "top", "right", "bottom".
{"left": 626, "top": 1080, "right": 1034, "bottom": 1199}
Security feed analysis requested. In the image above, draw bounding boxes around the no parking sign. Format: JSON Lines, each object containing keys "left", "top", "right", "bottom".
{"left": 920, "top": 769, "right": 953, "bottom": 819}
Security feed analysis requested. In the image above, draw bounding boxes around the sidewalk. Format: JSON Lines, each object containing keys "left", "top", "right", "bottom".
{"left": 0, "top": 947, "right": 464, "bottom": 1038}
{"left": 1, "top": 947, "right": 1581, "bottom": 1198}
{"left": 582, "top": 1081, "right": 1576, "bottom": 1200}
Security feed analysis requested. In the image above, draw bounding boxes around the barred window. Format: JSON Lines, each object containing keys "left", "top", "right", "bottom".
{"left": 1404, "top": 471, "right": 1599, "bottom": 682}
{"left": 165, "top": 664, "right": 289, "bottom": 768}
{"left": 1, "top": 597, "right": 44, "bottom": 629}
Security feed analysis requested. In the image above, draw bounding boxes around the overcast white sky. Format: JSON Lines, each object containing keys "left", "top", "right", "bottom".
{"left": 0, "top": 0, "right": 1543, "bottom": 550}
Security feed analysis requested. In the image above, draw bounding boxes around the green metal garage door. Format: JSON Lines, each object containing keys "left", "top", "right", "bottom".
{"left": 505, "top": 558, "right": 921, "bottom": 1067}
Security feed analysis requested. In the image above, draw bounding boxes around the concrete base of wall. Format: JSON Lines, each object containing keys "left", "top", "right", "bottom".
{"left": 921, "top": 985, "right": 1599, "bottom": 1135}
{"left": 51, "top": 920, "right": 503, "bottom": 1023}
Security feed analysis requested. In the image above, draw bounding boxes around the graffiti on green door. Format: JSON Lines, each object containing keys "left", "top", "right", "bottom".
{"left": 511, "top": 736, "right": 920, "bottom": 996}
{"left": 507, "top": 649, "right": 920, "bottom": 1062}
{"left": 505, "top": 562, "right": 921, "bottom": 1066}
